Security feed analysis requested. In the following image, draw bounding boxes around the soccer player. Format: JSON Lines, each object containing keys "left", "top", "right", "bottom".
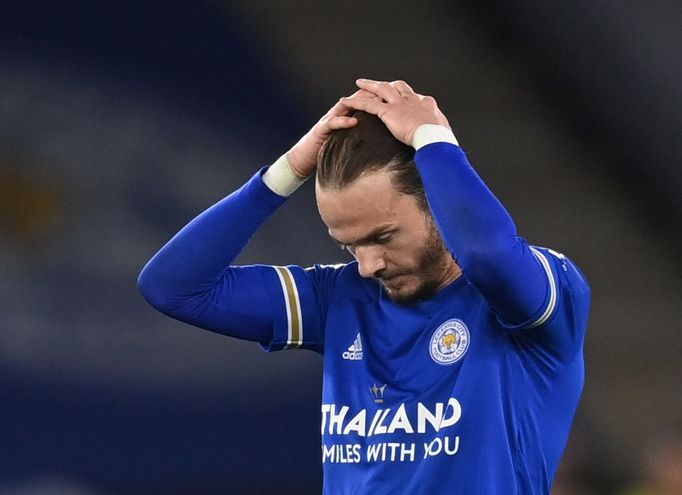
{"left": 138, "top": 79, "right": 591, "bottom": 494}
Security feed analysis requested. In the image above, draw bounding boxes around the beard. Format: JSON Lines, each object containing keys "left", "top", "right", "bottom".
{"left": 375, "top": 221, "right": 452, "bottom": 305}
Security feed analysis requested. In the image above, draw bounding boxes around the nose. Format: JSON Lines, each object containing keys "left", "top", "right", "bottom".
{"left": 354, "top": 245, "right": 386, "bottom": 278}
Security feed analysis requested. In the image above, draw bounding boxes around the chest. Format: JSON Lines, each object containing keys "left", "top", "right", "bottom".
{"left": 321, "top": 288, "right": 514, "bottom": 409}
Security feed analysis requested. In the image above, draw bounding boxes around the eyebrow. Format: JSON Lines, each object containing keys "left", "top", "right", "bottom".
{"left": 329, "top": 226, "right": 395, "bottom": 247}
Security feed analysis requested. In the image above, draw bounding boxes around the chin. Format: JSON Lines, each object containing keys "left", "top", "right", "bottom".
{"left": 383, "top": 279, "right": 439, "bottom": 305}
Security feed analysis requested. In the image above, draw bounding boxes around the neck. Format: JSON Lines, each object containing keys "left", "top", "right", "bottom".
{"left": 437, "top": 258, "right": 463, "bottom": 290}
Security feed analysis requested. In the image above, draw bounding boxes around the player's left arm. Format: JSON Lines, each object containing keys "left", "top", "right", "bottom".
{"left": 341, "top": 79, "right": 590, "bottom": 361}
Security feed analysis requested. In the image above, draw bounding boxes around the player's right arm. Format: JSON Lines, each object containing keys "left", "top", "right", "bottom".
{"left": 137, "top": 95, "right": 363, "bottom": 350}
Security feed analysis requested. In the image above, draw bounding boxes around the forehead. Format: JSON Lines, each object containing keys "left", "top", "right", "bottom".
{"left": 315, "top": 170, "right": 420, "bottom": 241}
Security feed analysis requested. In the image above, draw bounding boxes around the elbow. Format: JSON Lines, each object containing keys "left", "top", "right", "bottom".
{"left": 137, "top": 262, "right": 175, "bottom": 313}
{"left": 455, "top": 234, "right": 521, "bottom": 279}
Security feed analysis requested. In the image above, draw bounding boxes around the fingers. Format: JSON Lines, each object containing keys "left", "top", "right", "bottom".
{"left": 339, "top": 95, "right": 386, "bottom": 116}
{"left": 350, "top": 88, "right": 376, "bottom": 99}
{"left": 356, "top": 78, "right": 403, "bottom": 103}
{"left": 356, "top": 78, "right": 419, "bottom": 101}
{"left": 389, "top": 80, "right": 416, "bottom": 98}
{"left": 320, "top": 79, "right": 421, "bottom": 133}
{"left": 326, "top": 89, "right": 375, "bottom": 118}
{"left": 326, "top": 115, "right": 357, "bottom": 130}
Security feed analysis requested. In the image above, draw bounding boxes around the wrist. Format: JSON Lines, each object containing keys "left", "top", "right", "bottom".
{"left": 262, "top": 154, "right": 309, "bottom": 197}
{"left": 412, "top": 124, "right": 459, "bottom": 150}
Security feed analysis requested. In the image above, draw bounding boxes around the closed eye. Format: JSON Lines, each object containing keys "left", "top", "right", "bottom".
{"left": 330, "top": 228, "right": 397, "bottom": 253}
{"left": 374, "top": 232, "right": 393, "bottom": 244}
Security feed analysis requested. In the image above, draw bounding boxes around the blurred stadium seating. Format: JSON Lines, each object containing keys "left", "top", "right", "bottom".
{"left": 1, "top": 1, "right": 680, "bottom": 493}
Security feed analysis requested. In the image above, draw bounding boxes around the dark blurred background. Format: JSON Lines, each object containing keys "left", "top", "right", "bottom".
{"left": 1, "top": 1, "right": 680, "bottom": 494}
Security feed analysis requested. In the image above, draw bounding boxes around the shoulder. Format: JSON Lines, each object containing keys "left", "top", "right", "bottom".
{"left": 532, "top": 246, "right": 590, "bottom": 309}
{"left": 501, "top": 246, "right": 589, "bottom": 330}
{"left": 509, "top": 246, "right": 591, "bottom": 366}
{"left": 494, "top": 245, "right": 590, "bottom": 334}
{"left": 305, "top": 261, "right": 380, "bottom": 301}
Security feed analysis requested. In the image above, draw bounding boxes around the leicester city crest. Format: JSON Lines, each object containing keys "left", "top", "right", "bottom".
{"left": 429, "top": 319, "right": 470, "bottom": 365}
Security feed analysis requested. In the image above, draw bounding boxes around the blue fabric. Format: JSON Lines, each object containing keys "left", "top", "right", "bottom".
{"left": 313, "top": 248, "right": 588, "bottom": 494}
{"left": 416, "top": 142, "right": 549, "bottom": 325}
{"left": 138, "top": 143, "right": 591, "bottom": 494}
{"left": 138, "top": 168, "right": 288, "bottom": 344}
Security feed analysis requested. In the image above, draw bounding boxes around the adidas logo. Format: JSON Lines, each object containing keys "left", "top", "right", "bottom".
{"left": 342, "top": 333, "right": 363, "bottom": 360}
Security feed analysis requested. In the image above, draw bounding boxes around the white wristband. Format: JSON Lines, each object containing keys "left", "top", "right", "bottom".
{"left": 412, "top": 124, "right": 459, "bottom": 150}
{"left": 262, "top": 154, "right": 308, "bottom": 197}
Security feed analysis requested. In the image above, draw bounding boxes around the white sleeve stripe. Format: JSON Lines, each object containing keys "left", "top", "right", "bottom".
{"left": 527, "top": 247, "right": 558, "bottom": 329}
{"left": 273, "top": 266, "right": 303, "bottom": 348}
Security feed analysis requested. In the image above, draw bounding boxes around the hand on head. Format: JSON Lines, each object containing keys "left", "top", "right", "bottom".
{"left": 286, "top": 79, "right": 448, "bottom": 177}
{"left": 286, "top": 88, "right": 374, "bottom": 177}
{"left": 342, "top": 79, "right": 450, "bottom": 146}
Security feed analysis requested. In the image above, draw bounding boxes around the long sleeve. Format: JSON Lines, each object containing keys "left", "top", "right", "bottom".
{"left": 138, "top": 166, "right": 343, "bottom": 353}
{"left": 414, "top": 137, "right": 551, "bottom": 326}
{"left": 137, "top": 168, "right": 289, "bottom": 343}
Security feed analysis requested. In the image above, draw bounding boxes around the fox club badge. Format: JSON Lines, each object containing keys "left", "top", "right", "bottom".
{"left": 429, "top": 319, "right": 470, "bottom": 365}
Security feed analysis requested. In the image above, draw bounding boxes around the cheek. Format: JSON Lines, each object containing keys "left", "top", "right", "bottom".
{"left": 386, "top": 240, "right": 421, "bottom": 267}
{"left": 395, "top": 228, "right": 442, "bottom": 269}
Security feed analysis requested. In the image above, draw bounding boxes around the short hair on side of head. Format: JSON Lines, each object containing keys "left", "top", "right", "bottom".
{"left": 316, "top": 111, "right": 428, "bottom": 210}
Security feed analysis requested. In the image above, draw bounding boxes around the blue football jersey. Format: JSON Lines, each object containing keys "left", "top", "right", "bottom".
{"left": 262, "top": 245, "right": 589, "bottom": 495}
{"left": 139, "top": 134, "right": 591, "bottom": 494}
